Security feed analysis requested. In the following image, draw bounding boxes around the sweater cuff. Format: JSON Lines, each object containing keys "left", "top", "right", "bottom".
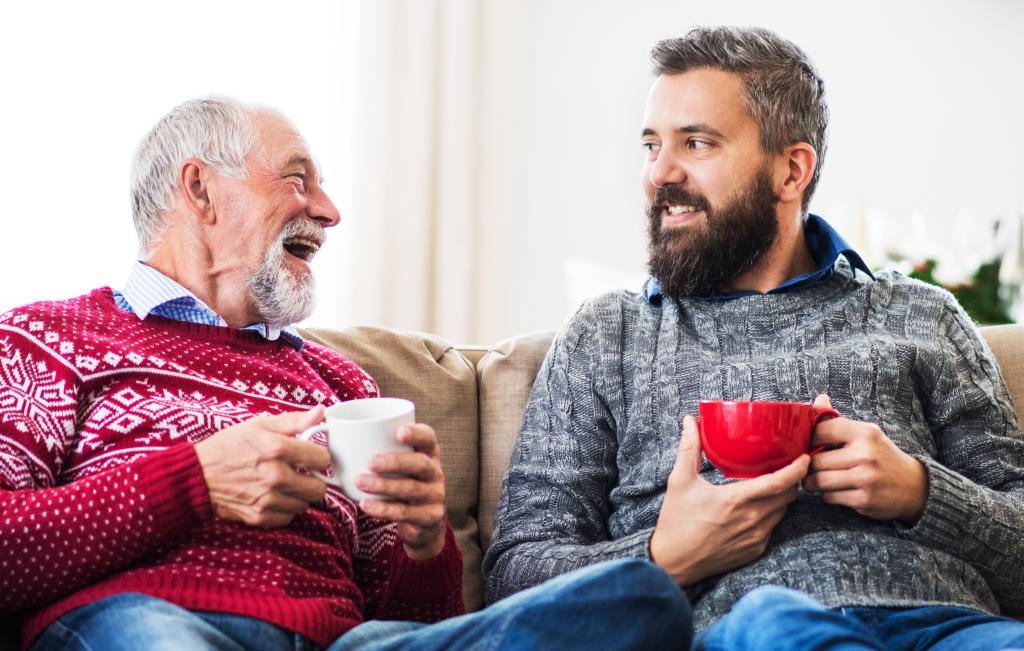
{"left": 132, "top": 443, "right": 214, "bottom": 532}
{"left": 617, "top": 527, "right": 657, "bottom": 561}
{"left": 387, "top": 524, "right": 463, "bottom": 603}
{"left": 895, "top": 455, "right": 976, "bottom": 553}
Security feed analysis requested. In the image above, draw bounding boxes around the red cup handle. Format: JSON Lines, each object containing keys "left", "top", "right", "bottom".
{"left": 808, "top": 407, "right": 841, "bottom": 455}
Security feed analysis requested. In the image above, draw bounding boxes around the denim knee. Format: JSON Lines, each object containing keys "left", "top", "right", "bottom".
{"left": 593, "top": 559, "right": 685, "bottom": 600}
{"left": 732, "top": 585, "right": 824, "bottom": 618}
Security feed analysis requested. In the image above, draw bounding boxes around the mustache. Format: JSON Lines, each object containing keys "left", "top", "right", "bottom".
{"left": 277, "top": 218, "right": 327, "bottom": 245}
{"left": 651, "top": 185, "right": 711, "bottom": 214}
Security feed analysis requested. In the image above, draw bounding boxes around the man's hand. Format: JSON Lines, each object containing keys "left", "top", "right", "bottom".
{"left": 355, "top": 424, "right": 447, "bottom": 561}
{"left": 650, "top": 415, "right": 809, "bottom": 586}
{"left": 194, "top": 406, "right": 331, "bottom": 528}
{"left": 802, "top": 394, "right": 928, "bottom": 523}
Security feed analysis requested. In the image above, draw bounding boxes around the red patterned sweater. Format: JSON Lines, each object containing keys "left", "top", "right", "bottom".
{"left": 0, "top": 288, "right": 463, "bottom": 648}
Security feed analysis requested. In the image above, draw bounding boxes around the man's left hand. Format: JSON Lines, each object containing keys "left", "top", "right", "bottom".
{"left": 355, "top": 423, "right": 447, "bottom": 560}
{"left": 802, "top": 394, "right": 929, "bottom": 523}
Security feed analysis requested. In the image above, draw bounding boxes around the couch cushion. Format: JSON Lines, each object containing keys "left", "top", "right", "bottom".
{"left": 476, "top": 331, "right": 556, "bottom": 551}
{"left": 980, "top": 324, "right": 1024, "bottom": 423}
{"left": 299, "top": 326, "right": 483, "bottom": 611}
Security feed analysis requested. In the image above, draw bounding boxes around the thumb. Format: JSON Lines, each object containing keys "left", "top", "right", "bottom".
{"left": 671, "top": 415, "right": 703, "bottom": 480}
{"left": 812, "top": 393, "right": 833, "bottom": 411}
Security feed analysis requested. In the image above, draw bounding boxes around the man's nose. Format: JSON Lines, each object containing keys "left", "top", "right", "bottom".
{"left": 648, "top": 152, "right": 686, "bottom": 189}
{"left": 308, "top": 187, "right": 341, "bottom": 227}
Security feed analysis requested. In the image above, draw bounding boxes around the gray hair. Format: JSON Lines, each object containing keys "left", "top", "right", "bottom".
{"left": 129, "top": 96, "right": 259, "bottom": 256}
{"left": 651, "top": 27, "right": 829, "bottom": 211}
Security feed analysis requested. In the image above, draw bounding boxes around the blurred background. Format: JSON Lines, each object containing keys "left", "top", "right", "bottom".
{"left": 2, "top": 0, "right": 1023, "bottom": 342}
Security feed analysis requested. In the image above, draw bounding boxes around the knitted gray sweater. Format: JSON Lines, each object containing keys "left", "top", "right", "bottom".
{"left": 482, "top": 262, "right": 1024, "bottom": 630}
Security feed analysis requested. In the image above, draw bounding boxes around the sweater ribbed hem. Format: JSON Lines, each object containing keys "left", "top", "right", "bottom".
{"left": 134, "top": 443, "right": 214, "bottom": 528}
{"left": 896, "top": 456, "right": 976, "bottom": 553}
{"left": 387, "top": 526, "right": 463, "bottom": 603}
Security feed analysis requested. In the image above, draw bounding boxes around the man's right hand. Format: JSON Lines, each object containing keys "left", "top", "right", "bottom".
{"left": 194, "top": 406, "right": 331, "bottom": 528}
{"left": 649, "top": 414, "right": 809, "bottom": 586}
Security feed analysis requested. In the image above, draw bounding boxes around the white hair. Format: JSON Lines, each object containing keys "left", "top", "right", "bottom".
{"left": 129, "top": 96, "right": 259, "bottom": 256}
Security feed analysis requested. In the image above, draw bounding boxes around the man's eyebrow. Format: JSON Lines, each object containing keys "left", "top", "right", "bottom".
{"left": 679, "top": 124, "right": 725, "bottom": 138}
{"left": 640, "top": 124, "right": 726, "bottom": 139}
{"left": 283, "top": 154, "right": 324, "bottom": 184}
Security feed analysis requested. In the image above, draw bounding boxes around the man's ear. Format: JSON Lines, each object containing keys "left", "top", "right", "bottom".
{"left": 776, "top": 143, "right": 816, "bottom": 205}
{"left": 179, "top": 158, "right": 216, "bottom": 224}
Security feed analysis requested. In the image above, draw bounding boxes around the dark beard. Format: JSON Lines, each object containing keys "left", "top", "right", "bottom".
{"left": 647, "top": 167, "right": 780, "bottom": 299}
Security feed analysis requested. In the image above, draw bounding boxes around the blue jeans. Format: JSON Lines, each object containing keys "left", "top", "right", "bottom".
{"left": 699, "top": 586, "right": 1024, "bottom": 651}
{"left": 32, "top": 558, "right": 692, "bottom": 651}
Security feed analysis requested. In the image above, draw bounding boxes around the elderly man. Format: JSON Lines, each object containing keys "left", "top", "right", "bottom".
{"left": 484, "top": 26, "right": 1024, "bottom": 650}
{"left": 0, "top": 98, "right": 690, "bottom": 650}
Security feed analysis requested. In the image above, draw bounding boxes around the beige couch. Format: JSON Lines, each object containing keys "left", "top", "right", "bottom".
{"left": 2, "top": 323, "right": 1023, "bottom": 647}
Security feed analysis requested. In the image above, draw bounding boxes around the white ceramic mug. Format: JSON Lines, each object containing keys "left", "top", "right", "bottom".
{"left": 298, "top": 397, "right": 415, "bottom": 501}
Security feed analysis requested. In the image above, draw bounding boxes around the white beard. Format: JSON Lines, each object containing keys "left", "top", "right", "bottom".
{"left": 248, "top": 224, "right": 317, "bottom": 328}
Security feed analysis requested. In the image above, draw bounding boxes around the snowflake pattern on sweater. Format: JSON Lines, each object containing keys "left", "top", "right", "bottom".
{"left": 0, "top": 288, "right": 463, "bottom": 648}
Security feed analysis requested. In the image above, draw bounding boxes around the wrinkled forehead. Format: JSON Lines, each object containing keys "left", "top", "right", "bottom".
{"left": 249, "top": 110, "right": 323, "bottom": 180}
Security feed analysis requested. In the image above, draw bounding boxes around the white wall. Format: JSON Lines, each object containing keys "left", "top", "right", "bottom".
{"left": 1, "top": 1, "right": 1021, "bottom": 344}
{"left": 0, "top": 1, "right": 356, "bottom": 325}
{"left": 472, "top": 0, "right": 1024, "bottom": 341}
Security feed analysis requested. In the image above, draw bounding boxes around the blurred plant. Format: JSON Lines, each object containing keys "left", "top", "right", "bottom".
{"left": 906, "top": 258, "right": 1014, "bottom": 325}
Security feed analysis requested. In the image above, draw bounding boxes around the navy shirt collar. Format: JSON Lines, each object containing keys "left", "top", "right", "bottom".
{"left": 645, "top": 214, "right": 874, "bottom": 305}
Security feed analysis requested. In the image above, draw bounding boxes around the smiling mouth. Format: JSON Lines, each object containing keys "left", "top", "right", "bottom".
{"left": 283, "top": 237, "right": 322, "bottom": 261}
{"left": 663, "top": 204, "right": 699, "bottom": 216}
{"left": 660, "top": 204, "right": 704, "bottom": 226}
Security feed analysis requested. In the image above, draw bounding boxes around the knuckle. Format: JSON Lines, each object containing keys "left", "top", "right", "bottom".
{"left": 429, "top": 487, "right": 446, "bottom": 506}
{"left": 860, "top": 467, "right": 880, "bottom": 486}
{"left": 392, "top": 479, "right": 414, "bottom": 497}
{"left": 263, "top": 465, "right": 288, "bottom": 488}
{"left": 849, "top": 489, "right": 869, "bottom": 509}
{"left": 262, "top": 439, "right": 288, "bottom": 460}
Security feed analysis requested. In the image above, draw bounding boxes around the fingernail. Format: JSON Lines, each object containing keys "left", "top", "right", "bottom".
{"left": 369, "top": 456, "right": 383, "bottom": 471}
{"left": 356, "top": 475, "right": 373, "bottom": 489}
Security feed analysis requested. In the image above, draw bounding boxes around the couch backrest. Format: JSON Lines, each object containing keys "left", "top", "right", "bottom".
{"left": 299, "top": 326, "right": 486, "bottom": 610}
{"left": 302, "top": 324, "right": 1024, "bottom": 613}
{"left": 475, "top": 332, "right": 556, "bottom": 551}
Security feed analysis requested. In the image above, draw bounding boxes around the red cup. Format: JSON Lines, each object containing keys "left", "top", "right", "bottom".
{"left": 697, "top": 400, "right": 840, "bottom": 478}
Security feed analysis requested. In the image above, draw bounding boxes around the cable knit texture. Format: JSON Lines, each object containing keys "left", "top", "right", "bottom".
{"left": 0, "top": 288, "right": 463, "bottom": 649}
{"left": 483, "top": 261, "right": 1024, "bottom": 631}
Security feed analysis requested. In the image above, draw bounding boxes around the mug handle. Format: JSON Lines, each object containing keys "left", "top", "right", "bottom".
{"left": 296, "top": 423, "right": 333, "bottom": 483}
{"left": 809, "top": 407, "right": 841, "bottom": 455}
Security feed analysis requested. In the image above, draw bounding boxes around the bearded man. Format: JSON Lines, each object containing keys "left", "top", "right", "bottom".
{"left": 0, "top": 98, "right": 691, "bottom": 650}
{"left": 484, "top": 26, "right": 1024, "bottom": 650}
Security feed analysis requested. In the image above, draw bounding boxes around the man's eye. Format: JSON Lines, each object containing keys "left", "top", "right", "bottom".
{"left": 642, "top": 142, "right": 659, "bottom": 154}
{"left": 290, "top": 173, "right": 307, "bottom": 189}
{"left": 688, "top": 139, "right": 711, "bottom": 151}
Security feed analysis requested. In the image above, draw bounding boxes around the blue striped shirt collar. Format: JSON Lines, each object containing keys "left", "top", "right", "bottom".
{"left": 645, "top": 214, "right": 874, "bottom": 305}
{"left": 115, "top": 261, "right": 304, "bottom": 350}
